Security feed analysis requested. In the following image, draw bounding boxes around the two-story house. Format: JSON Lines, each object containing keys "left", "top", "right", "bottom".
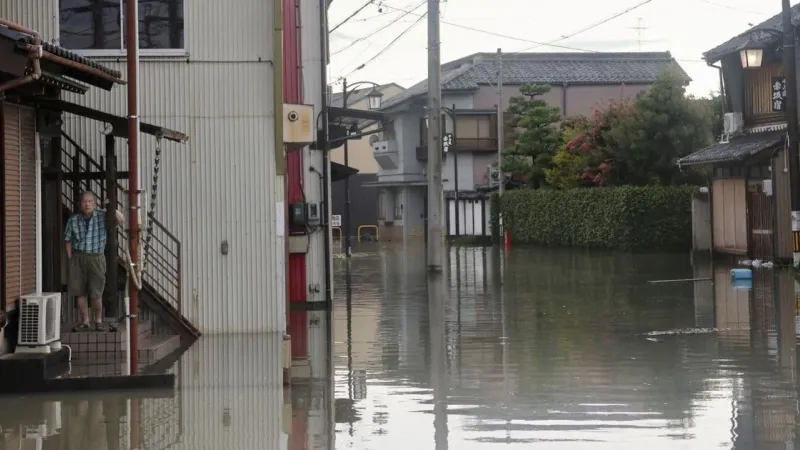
{"left": 0, "top": 0, "right": 333, "bottom": 341}
{"left": 371, "top": 52, "right": 688, "bottom": 242}
{"left": 679, "top": 5, "right": 799, "bottom": 264}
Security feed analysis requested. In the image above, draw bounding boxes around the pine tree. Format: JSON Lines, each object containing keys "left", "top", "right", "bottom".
{"left": 503, "top": 84, "right": 563, "bottom": 188}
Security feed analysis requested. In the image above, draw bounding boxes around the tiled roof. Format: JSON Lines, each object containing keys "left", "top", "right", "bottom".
{"left": 0, "top": 24, "right": 122, "bottom": 84}
{"left": 704, "top": 4, "right": 800, "bottom": 63}
{"left": 678, "top": 131, "right": 785, "bottom": 166}
{"left": 381, "top": 52, "right": 689, "bottom": 111}
{"left": 330, "top": 83, "right": 404, "bottom": 108}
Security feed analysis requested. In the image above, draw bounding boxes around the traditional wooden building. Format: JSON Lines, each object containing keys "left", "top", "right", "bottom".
{"left": 679, "top": 7, "right": 798, "bottom": 264}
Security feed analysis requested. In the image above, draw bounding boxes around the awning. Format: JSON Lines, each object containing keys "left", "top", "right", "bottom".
{"left": 678, "top": 130, "right": 784, "bottom": 166}
{"left": 330, "top": 161, "right": 358, "bottom": 182}
{"left": 35, "top": 98, "right": 189, "bottom": 143}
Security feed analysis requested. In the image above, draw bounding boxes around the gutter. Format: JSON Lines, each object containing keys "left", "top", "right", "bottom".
{"left": 19, "top": 44, "right": 126, "bottom": 85}
{"left": 707, "top": 61, "right": 727, "bottom": 115}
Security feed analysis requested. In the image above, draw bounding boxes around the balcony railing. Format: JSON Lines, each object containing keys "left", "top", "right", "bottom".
{"left": 455, "top": 137, "right": 498, "bottom": 151}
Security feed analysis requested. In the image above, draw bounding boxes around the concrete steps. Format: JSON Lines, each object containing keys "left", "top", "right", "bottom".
{"left": 60, "top": 320, "right": 181, "bottom": 366}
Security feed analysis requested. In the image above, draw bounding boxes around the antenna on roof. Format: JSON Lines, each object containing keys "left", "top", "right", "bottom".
{"left": 629, "top": 18, "right": 648, "bottom": 51}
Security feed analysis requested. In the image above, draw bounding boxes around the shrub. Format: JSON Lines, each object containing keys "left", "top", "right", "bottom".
{"left": 491, "top": 185, "right": 696, "bottom": 251}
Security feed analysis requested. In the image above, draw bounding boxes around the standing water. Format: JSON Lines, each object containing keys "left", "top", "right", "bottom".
{"left": 1, "top": 245, "right": 798, "bottom": 449}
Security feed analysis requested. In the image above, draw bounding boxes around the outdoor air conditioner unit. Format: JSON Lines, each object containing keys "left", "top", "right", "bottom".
{"left": 15, "top": 293, "right": 62, "bottom": 354}
{"left": 723, "top": 112, "right": 744, "bottom": 135}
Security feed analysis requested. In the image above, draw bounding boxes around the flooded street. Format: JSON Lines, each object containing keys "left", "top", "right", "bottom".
{"left": 2, "top": 245, "right": 800, "bottom": 449}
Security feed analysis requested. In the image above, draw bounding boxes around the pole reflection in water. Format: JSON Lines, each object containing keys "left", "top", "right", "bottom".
{"left": 346, "top": 267, "right": 355, "bottom": 436}
{"left": 428, "top": 270, "right": 449, "bottom": 450}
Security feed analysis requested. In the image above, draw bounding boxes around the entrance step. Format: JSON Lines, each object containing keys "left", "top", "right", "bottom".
{"left": 61, "top": 320, "right": 152, "bottom": 355}
{"left": 138, "top": 335, "right": 181, "bottom": 365}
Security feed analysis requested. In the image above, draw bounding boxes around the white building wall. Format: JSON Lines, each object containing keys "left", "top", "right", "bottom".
{"left": 1, "top": 0, "right": 286, "bottom": 334}
{"left": 443, "top": 152, "right": 475, "bottom": 192}
{"left": 300, "top": 0, "right": 329, "bottom": 304}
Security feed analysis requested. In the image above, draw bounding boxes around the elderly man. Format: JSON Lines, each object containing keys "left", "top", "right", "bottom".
{"left": 64, "top": 191, "right": 124, "bottom": 332}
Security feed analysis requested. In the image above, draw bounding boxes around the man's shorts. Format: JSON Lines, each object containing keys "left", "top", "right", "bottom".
{"left": 68, "top": 252, "right": 106, "bottom": 299}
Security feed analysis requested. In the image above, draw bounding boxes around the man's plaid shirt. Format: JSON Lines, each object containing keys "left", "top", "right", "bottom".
{"left": 64, "top": 210, "right": 108, "bottom": 254}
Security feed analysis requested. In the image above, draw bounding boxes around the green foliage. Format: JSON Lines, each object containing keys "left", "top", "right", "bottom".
{"left": 503, "top": 84, "right": 563, "bottom": 188}
{"left": 492, "top": 185, "right": 697, "bottom": 251}
{"left": 542, "top": 69, "right": 716, "bottom": 188}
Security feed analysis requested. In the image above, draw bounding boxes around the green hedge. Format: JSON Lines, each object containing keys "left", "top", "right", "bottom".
{"left": 491, "top": 186, "right": 697, "bottom": 251}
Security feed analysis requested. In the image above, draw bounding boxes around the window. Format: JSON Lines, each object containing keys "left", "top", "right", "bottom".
{"left": 59, "top": 0, "right": 185, "bottom": 54}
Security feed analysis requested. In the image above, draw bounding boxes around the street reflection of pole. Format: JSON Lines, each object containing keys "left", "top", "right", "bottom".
{"left": 499, "top": 248, "right": 510, "bottom": 441}
{"left": 429, "top": 271, "right": 449, "bottom": 450}
{"left": 775, "top": 269, "right": 797, "bottom": 379}
{"left": 346, "top": 268, "right": 354, "bottom": 436}
{"left": 455, "top": 247, "right": 462, "bottom": 378}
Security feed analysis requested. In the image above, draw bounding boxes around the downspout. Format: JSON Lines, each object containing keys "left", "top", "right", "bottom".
{"left": 275, "top": 0, "right": 292, "bottom": 383}
{"left": 0, "top": 39, "right": 42, "bottom": 94}
{"left": 320, "top": 0, "right": 332, "bottom": 307}
{"left": 561, "top": 82, "right": 568, "bottom": 116}
{"left": 35, "top": 132, "right": 42, "bottom": 293}
{"left": 708, "top": 62, "right": 727, "bottom": 115}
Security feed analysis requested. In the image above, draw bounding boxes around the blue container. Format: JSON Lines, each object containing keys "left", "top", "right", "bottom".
{"left": 732, "top": 278, "right": 753, "bottom": 290}
{"left": 730, "top": 268, "right": 753, "bottom": 281}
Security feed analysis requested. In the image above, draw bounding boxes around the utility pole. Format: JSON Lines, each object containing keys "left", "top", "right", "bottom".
{"left": 496, "top": 48, "right": 508, "bottom": 248}
{"left": 426, "top": 0, "right": 443, "bottom": 272}
{"left": 782, "top": 0, "right": 800, "bottom": 267}
{"left": 342, "top": 78, "right": 353, "bottom": 258}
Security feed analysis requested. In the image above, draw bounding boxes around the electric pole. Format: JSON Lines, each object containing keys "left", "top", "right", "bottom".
{"left": 782, "top": 0, "right": 800, "bottom": 266}
{"left": 426, "top": 0, "right": 444, "bottom": 272}
{"left": 497, "top": 48, "right": 508, "bottom": 248}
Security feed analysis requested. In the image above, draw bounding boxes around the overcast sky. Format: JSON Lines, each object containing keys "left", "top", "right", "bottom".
{"left": 327, "top": 0, "right": 783, "bottom": 98}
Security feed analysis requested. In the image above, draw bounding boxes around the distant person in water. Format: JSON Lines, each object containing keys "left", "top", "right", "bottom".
{"left": 64, "top": 191, "right": 124, "bottom": 332}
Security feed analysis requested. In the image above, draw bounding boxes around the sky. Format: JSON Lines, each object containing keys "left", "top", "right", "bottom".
{"left": 327, "top": 0, "right": 785, "bottom": 98}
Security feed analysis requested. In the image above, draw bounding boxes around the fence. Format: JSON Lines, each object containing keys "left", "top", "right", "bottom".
{"left": 446, "top": 197, "right": 491, "bottom": 237}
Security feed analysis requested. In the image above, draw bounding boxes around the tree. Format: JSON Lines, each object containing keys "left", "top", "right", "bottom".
{"left": 606, "top": 69, "right": 714, "bottom": 185}
{"left": 503, "top": 84, "right": 562, "bottom": 188}
{"left": 548, "top": 69, "right": 715, "bottom": 188}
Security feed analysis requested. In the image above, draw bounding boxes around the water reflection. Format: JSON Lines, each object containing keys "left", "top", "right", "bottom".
{"left": 4, "top": 246, "right": 800, "bottom": 449}
{"left": 334, "top": 245, "right": 800, "bottom": 449}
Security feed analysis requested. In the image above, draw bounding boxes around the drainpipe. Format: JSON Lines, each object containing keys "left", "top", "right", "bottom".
{"left": 0, "top": 19, "right": 40, "bottom": 38}
{"left": 0, "top": 39, "right": 42, "bottom": 94}
{"left": 19, "top": 44, "right": 126, "bottom": 86}
{"left": 320, "top": 0, "right": 333, "bottom": 307}
{"left": 707, "top": 62, "right": 726, "bottom": 116}
{"left": 274, "top": 0, "right": 291, "bottom": 384}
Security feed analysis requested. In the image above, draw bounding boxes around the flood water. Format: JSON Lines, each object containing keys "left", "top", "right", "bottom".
{"left": 2, "top": 245, "right": 799, "bottom": 449}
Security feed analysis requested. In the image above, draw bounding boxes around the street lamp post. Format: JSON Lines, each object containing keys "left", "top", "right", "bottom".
{"left": 738, "top": 6, "right": 800, "bottom": 265}
{"left": 340, "top": 79, "right": 383, "bottom": 258}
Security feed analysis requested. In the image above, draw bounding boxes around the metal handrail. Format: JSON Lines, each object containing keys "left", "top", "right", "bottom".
{"left": 60, "top": 142, "right": 183, "bottom": 314}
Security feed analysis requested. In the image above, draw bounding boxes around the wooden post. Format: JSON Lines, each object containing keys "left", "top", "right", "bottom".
{"left": 104, "top": 134, "right": 119, "bottom": 320}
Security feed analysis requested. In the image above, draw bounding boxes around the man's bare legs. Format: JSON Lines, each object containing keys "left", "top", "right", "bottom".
{"left": 77, "top": 296, "right": 103, "bottom": 325}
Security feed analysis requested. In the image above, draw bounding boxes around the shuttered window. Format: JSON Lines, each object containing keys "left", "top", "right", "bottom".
{"left": 2, "top": 103, "right": 37, "bottom": 309}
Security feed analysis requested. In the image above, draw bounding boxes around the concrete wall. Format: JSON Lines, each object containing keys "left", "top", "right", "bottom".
{"left": 692, "top": 193, "right": 712, "bottom": 251}
{"left": 330, "top": 84, "right": 405, "bottom": 174}
{"left": 472, "top": 83, "right": 650, "bottom": 117}
{"left": 1, "top": 0, "right": 286, "bottom": 333}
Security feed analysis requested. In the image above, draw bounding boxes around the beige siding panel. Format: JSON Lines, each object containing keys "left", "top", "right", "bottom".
{"left": 174, "top": 334, "right": 283, "bottom": 449}
{"left": 4, "top": 0, "right": 287, "bottom": 334}
{"left": 773, "top": 148, "right": 793, "bottom": 260}
{"left": 712, "top": 178, "right": 748, "bottom": 254}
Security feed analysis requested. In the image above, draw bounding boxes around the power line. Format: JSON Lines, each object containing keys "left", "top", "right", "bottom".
{"left": 339, "top": 10, "right": 428, "bottom": 80}
{"left": 378, "top": 2, "right": 598, "bottom": 52}
{"left": 330, "top": 0, "right": 374, "bottom": 33}
{"left": 698, "top": 0, "right": 768, "bottom": 16}
{"left": 515, "top": 0, "right": 654, "bottom": 53}
{"left": 331, "top": 0, "right": 426, "bottom": 57}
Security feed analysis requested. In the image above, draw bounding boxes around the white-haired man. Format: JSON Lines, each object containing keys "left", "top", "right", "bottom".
{"left": 64, "top": 191, "right": 124, "bottom": 332}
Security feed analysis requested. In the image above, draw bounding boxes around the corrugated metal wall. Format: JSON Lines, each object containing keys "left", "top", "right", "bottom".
{"left": 1, "top": 0, "right": 286, "bottom": 334}
{"left": 174, "top": 334, "right": 283, "bottom": 449}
